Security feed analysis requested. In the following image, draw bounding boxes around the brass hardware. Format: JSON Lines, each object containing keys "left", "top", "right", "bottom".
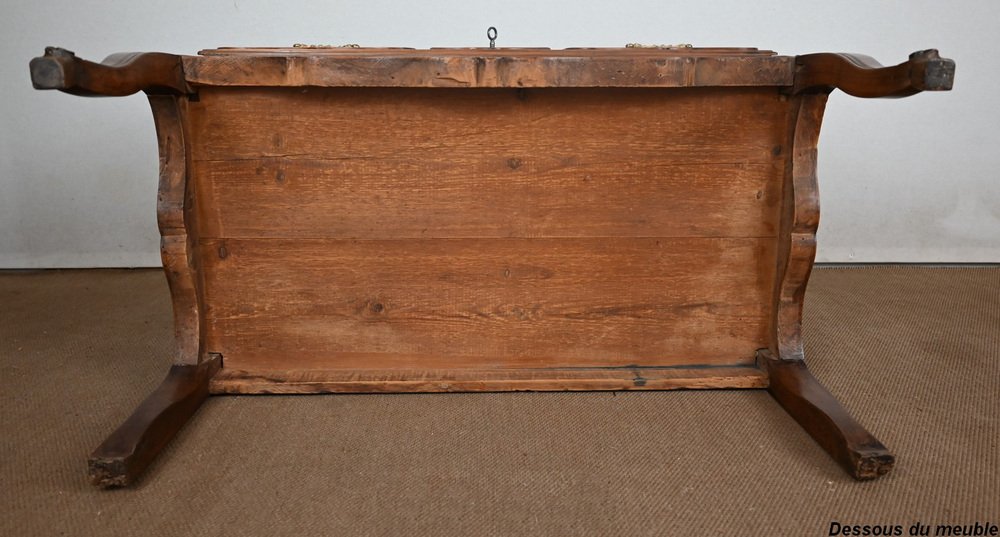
{"left": 625, "top": 43, "right": 694, "bottom": 49}
{"left": 292, "top": 43, "right": 361, "bottom": 49}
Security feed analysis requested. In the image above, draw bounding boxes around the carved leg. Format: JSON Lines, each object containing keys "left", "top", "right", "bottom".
{"left": 31, "top": 51, "right": 211, "bottom": 487}
{"left": 88, "top": 355, "right": 220, "bottom": 487}
{"left": 761, "top": 352, "right": 893, "bottom": 480}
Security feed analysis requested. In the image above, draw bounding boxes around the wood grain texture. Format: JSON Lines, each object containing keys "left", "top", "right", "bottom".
{"left": 183, "top": 51, "right": 794, "bottom": 88}
{"left": 792, "top": 49, "right": 955, "bottom": 98}
{"left": 188, "top": 87, "right": 789, "bottom": 240}
{"left": 189, "top": 86, "right": 787, "bottom": 374}
{"left": 200, "top": 237, "right": 775, "bottom": 371}
{"left": 149, "top": 95, "right": 202, "bottom": 365}
{"left": 187, "top": 86, "right": 790, "bottom": 161}
{"left": 194, "top": 158, "right": 781, "bottom": 240}
{"left": 771, "top": 94, "right": 827, "bottom": 361}
{"left": 209, "top": 365, "right": 769, "bottom": 394}
{"left": 30, "top": 46, "right": 955, "bottom": 485}
{"left": 200, "top": 47, "right": 778, "bottom": 56}
{"left": 88, "top": 355, "right": 221, "bottom": 488}
{"left": 762, "top": 351, "right": 894, "bottom": 480}
{"left": 29, "top": 47, "right": 188, "bottom": 97}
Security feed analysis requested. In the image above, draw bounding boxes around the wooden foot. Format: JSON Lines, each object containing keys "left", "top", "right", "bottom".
{"left": 88, "top": 355, "right": 221, "bottom": 488}
{"left": 762, "top": 352, "right": 894, "bottom": 480}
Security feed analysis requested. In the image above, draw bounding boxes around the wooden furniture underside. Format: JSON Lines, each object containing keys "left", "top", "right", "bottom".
{"left": 30, "top": 46, "right": 954, "bottom": 487}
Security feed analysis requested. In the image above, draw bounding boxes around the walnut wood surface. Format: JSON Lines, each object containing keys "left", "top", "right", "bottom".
{"left": 150, "top": 96, "right": 204, "bottom": 365}
{"left": 210, "top": 365, "right": 769, "bottom": 394}
{"left": 771, "top": 94, "right": 827, "bottom": 361}
{"left": 762, "top": 351, "right": 894, "bottom": 480}
{"left": 88, "top": 355, "right": 221, "bottom": 488}
{"left": 29, "top": 47, "right": 188, "bottom": 96}
{"left": 793, "top": 49, "right": 955, "bottom": 97}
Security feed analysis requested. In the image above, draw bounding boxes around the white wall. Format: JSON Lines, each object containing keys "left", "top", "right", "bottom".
{"left": 1, "top": 0, "right": 997, "bottom": 267}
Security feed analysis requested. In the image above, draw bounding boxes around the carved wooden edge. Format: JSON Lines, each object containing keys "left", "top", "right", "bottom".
{"left": 29, "top": 47, "right": 190, "bottom": 96}
{"left": 28, "top": 50, "right": 204, "bottom": 364}
{"left": 792, "top": 49, "right": 955, "bottom": 98}
{"left": 86, "top": 95, "right": 212, "bottom": 488}
{"left": 770, "top": 93, "right": 827, "bottom": 361}
{"left": 88, "top": 355, "right": 221, "bottom": 488}
{"left": 764, "top": 91, "right": 896, "bottom": 482}
{"left": 760, "top": 351, "right": 894, "bottom": 480}
{"left": 182, "top": 54, "right": 796, "bottom": 88}
{"left": 149, "top": 96, "right": 204, "bottom": 366}
{"left": 30, "top": 49, "right": 212, "bottom": 487}
{"left": 767, "top": 50, "right": 953, "bottom": 480}
{"left": 30, "top": 47, "right": 955, "bottom": 94}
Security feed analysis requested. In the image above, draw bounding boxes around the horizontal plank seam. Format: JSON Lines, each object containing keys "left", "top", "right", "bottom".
{"left": 191, "top": 156, "right": 784, "bottom": 163}
{"left": 197, "top": 235, "right": 779, "bottom": 241}
{"left": 212, "top": 364, "right": 765, "bottom": 374}
{"left": 220, "top": 357, "right": 763, "bottom": 375}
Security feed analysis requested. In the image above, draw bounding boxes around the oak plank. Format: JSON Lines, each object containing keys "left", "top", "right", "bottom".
{"left": 187, "top": 87, "right": 792, "bottom": 162}
{"left": 188, "top": 86, "right": 789, "bottom": 239}
{"left": 199, "top": 237, "right": 775, "bottom": 370}
{"left": 195, "top": 158, "right": 782, "bottom": 239}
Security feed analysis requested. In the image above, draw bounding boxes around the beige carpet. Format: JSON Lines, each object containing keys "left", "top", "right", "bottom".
{"left": 1, "top": 267, "right": 997, "bottom": 536}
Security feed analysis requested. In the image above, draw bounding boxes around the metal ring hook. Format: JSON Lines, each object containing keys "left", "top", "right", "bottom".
{"left": 487, "top": 27, "right": 498, "bottom": 49}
